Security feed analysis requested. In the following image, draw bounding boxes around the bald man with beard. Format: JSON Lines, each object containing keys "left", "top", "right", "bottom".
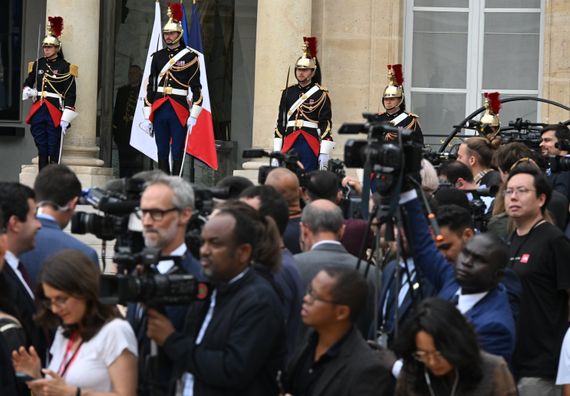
{"left": 265, "top": 168, "right": 303, "bottom": 253}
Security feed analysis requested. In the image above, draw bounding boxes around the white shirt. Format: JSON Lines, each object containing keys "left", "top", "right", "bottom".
{"left": 47, "top": 319, "right": 137, "bottom": 392}
{"left": 156, "top": 243, "right": 187, "bottom": 274}
{"left": 557, "top": 327, "right": 570, "bottom": 384}
{"left": 5, "top": 250, "right": 34, "bottom": 298}
{"left": 311, "top": 240, "right": 342, "bottom": 250}
{"left": 455, "top": 288, "right": 488, "bottom": 314}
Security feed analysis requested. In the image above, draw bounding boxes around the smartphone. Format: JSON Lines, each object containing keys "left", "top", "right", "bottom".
{"left": 15, "top": 372, "right": 36, "bottom": 382}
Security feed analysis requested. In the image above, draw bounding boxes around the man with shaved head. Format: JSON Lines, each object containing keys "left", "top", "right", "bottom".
{"left": 265, "top": 167, "right": 303, "bottom": 253}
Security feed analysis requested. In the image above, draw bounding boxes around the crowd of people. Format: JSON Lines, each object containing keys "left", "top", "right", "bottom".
{"left": 12, "top": 4, "right": 570, "bottom": 396}
{"left": 0, "top": 120, "right": 570, "bottom": 395}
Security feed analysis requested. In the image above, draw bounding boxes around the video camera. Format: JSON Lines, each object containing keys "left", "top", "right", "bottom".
{"left": 99, "top": 247, "right": 209, "bottom": 306}
{"left": 500, "top": 118, "right": 543, "bottom": 149}
{"left": 242, "top": 148, "right": 306, "bottom": 185}
{"left": 340, "top": 112, "right": 423, "bottom": 197}
{"left": 72, "top": 178, "right": 145, "bottom": 267}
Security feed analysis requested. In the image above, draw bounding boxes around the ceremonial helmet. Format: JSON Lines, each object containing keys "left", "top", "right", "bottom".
{"left": 294, "top": 37, "right": 322, "bottom": 84}
{"left": 382, "top": 64, "right": 404, "bottom": 110}
{"left": 163, "top": 3, "right": 184, "bottom": 45}
{"left": 42, "top": 16, "right": 63, "bottom": 50}
{"left": 480, "top": 92, "right": 501, "bottom": 128}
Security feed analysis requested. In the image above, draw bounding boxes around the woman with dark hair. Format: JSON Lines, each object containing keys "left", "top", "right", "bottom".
{"left": 395, "top": 298, "right": 515, "bottom": 396}
{"left": 12, "top": 249, "right": 137, "bottom": 396}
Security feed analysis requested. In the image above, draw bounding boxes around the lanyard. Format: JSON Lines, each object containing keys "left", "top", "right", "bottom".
{"left": 57, "top": 333, "right": 83, "bottom": 377}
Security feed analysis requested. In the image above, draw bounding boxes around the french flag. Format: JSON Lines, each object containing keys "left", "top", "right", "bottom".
{"left": 182, "top": 2, "right": 218, "bottom": 170}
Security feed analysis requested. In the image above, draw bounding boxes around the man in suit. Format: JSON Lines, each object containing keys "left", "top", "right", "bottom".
{"left": 282, "top": 266, "right": 393, "bottom": 396}
{"left": 401, "top": 188, "right": 516, "bottom": 365}
{"left": 20, "top": 164, "right": 99, "bottom": 287}
{"left": 127, "top": 174, "right": 202, "bottom": 396}
{"left": 0, "top": 183, "right": 45, "bottom": 361}
{"left": 294, "top": 199, "right": 375, "bottom": 337}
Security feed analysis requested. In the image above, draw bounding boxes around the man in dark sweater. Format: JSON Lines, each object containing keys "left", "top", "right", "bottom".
{"left": 146, "top": 203, "right": 285, "bottom": 396}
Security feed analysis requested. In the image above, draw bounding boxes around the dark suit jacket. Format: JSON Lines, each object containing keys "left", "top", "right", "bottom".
{"left": 3, "top": 264, "right": 47, "bottom": 363}
{"left": 403, "top": 196, "right": 516, "bottom": 364}
{"left": 283, "top": 326, "right": 394, "bottom": 396}
{"left": 374, "top": 259, "right": 436, "bottom": 347}
{"left": 20, "top": 216, "right": 99, "bottom": 287}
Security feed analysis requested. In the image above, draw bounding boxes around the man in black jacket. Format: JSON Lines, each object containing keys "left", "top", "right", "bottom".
{"left": 283, "top": 266, "right": 393, "bottom": 396}
{"left": 147, "top": 203, "right": 285, "bottom": 396}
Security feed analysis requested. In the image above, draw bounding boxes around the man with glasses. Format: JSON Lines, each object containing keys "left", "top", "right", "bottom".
{"left": 504, "top": 163, "right": 570, "bottom": 396}
{"left": 127, "top": 174, "right": 202, "bottom": 396}
{"left": 281, "top": 266, "right": 393, "bottom": 396}
{"left": 20, "top": 164, "right": 99, "bottom": 287}
{"left": 146, "top": 202, "right": 286, "bottom": 395}
{"left": 399, "top": 188, "right": 515, "bottom": 365}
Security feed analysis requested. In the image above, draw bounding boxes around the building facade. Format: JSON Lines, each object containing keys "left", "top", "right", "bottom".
{"left": 0, "top": 0, "right": 568, "bottom": 184}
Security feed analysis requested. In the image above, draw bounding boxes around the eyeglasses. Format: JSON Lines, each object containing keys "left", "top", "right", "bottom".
{"left": 41, "top": 296, "right": 69, "bottom": 311}
{"left": 412, "top": 350, "right": 444, "bottom": 363}
{"left": 305, "top": 286, "right": 338, "bottom": 305}
{"left": 136, "top": 207, "right": 179, "bottom": 221}
{"left": 504, "top": 187, "right": 536, "bottom": 197}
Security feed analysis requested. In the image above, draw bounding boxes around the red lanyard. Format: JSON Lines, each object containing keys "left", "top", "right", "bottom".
{"left": 57, "top": 333, "right": 83, "bottom": 377}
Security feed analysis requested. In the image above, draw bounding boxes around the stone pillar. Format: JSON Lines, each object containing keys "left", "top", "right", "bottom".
{"left": 251, "top": 0, "right": 312, "bottom": 151}
{"left": 542, "top": 0, "right": 570, "bottom": 123}
{"left": 20, "top": 0, "right": 113, "bottom": 188}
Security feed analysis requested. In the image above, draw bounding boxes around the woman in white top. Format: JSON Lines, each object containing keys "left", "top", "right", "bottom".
{"left": 12, "top": 249, "right": 137, "bottom": 396}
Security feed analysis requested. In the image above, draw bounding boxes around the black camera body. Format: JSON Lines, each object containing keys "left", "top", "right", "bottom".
{"left": 243, "top": 148, "right": 306, "bottom": 185}
{"left": 548, "top": 154, "right": 570, "bottom": 174}
{"left": 99, "top": 247, "right": 209, "bottom": 306}
{"left": 341, "top": 113, "right": 423, "bottom": 197}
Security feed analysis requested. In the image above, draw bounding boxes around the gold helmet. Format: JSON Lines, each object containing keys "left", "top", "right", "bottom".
{"left": 42, "top": 16, "right": 63, "bottom": 49}
{"left": 382, "top": 64, "right": 404, "bottom": 109}
{"left": 295, "top": 37, "right": 317, "bottom": 70}
{"left": 480, "top": 92, "right": 501, "bottom": 129}
{"left": 163, "top": 3, "right": 184, "bottom": 44}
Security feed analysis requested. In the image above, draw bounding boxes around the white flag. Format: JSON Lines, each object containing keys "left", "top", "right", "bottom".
{"left": 130, "top": 1, "right": 162, "bottom": 161}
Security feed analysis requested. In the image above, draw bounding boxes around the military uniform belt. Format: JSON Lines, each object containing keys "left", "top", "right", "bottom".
{"left": 287, "top": 120, "right": 318, "bottom": 129}
{"left": 157, "top": 87, "right": 188, "bottom": 96}
{"left": 39, "top": 91, "right": 62, "bottom": 100}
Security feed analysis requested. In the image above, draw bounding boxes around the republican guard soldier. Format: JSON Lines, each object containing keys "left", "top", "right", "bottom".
{"left": 274, "top": 37, "right": 333, "bottom": 171}
{"left": 22, "top": 16, "right": 78, "bottom": 171}
{"left": 377, "top": 64, "right": 423, "bottom": 145}
{"left": 144, "top": 3, "right": 202, "bottom": 176}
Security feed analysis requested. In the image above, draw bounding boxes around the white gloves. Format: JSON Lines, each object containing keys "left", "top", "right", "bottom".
{"left": 141, "top": 120, "right": 154, "bottom": 137}
{"left": 187, "top": 116, "right": 197, "bottom": 131}
{"left": 271, "top": 138, "right": 283, "bottom": 167}
{"left": 60, "top": 120, "right": 70, "bottom": 136}
{"left": 318, "top": 140, "right": 335, "bottom": 170}
{"left": 22, "top": 87, "right": 37, "bottom": 101}
{"left": 318, "top": 153, "right": 329, "bottom": 170}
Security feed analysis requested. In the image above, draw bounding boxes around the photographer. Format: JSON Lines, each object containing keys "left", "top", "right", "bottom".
{"left": 146, "top": 202, "right": 286, "bottom": 396}
{"left": 127, "top": 175, "right": 202, "bottom": 396}
{"left": 540, "top": 124, "right": 570, "bottom": 200}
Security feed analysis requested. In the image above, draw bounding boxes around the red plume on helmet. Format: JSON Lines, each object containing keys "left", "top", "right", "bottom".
{"left": 303, "top": 37, "right": 318, "bottom": 59}
{"left": 168, "top": 3, "right": 184, "bottom": 23}
{"left": 388, "top": 64, "right": 404, "bottom": 86}
{"left": 484, "top": 92, "right": 501, "bottom": 114}
{"left": 48, "top": 16, "right": 64, "bottom": 38}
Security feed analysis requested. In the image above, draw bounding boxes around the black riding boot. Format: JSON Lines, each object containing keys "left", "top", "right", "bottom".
{"left": 172, "top": 159, "right": 183, "bottom": 177}
{"left": 158, "top": 160, "right": 170, "bottom": 175}
{"left": 38, "top": 155, "right": 49, "bottom": 171}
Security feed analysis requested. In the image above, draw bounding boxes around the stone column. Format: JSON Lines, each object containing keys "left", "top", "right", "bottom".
{"left": 20, "top": 0, "right": 113, "bottom": 188}
{"left": 542, "top": 0, "right": 570, "bottom": 123}
{"left": 251, "top": 0, "right": 312, "bottom": 150}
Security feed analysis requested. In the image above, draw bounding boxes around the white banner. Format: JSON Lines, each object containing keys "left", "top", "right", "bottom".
{"left": 129, "top": 1, "right": 162, "bottom": 162}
